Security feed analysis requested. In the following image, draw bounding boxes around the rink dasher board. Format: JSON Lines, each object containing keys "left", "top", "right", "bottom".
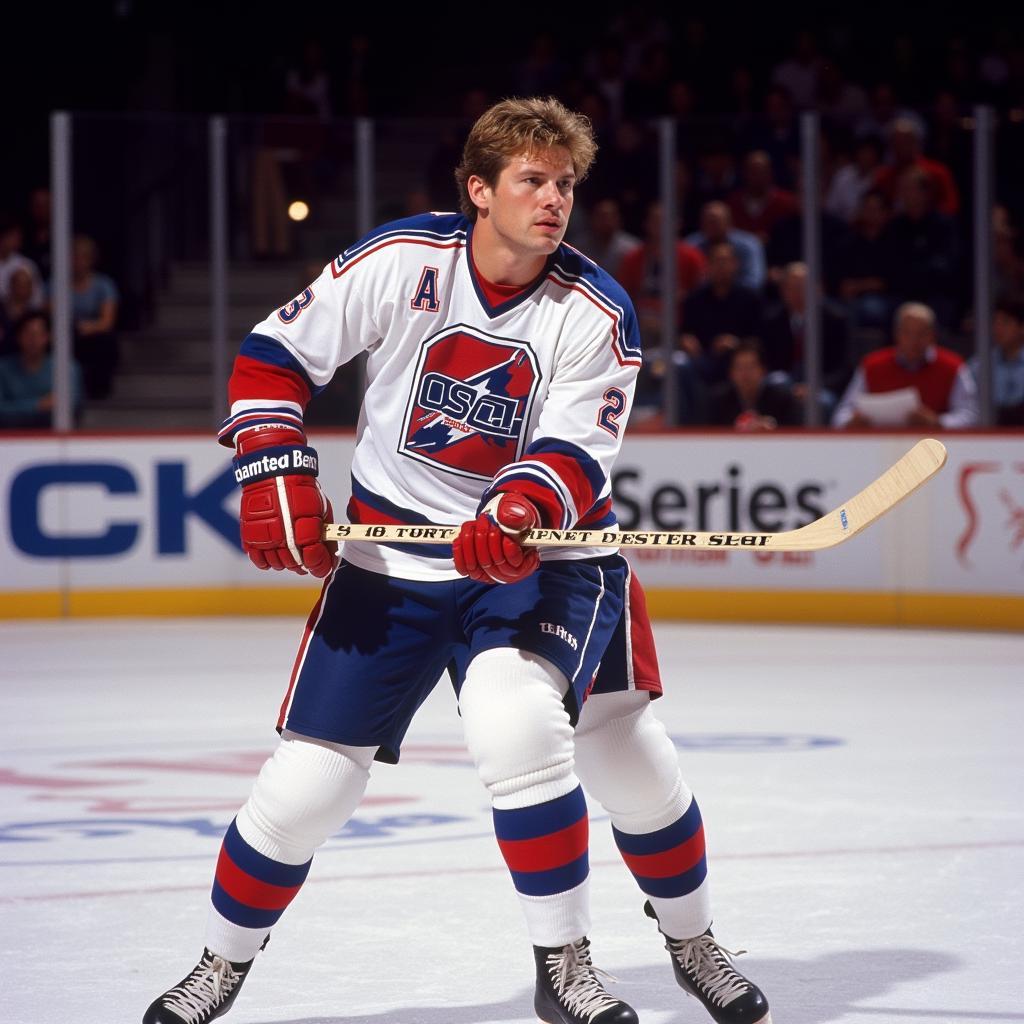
{"left": 0, "top": 432, "right": 1021, "bottom": 628}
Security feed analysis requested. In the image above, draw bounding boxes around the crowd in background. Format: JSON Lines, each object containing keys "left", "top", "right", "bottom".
{"left": 2, "top": 12, "right": 1024, "bottom": 430}
{"left": 0, "top": 200, "right": 117, "bottom": 427}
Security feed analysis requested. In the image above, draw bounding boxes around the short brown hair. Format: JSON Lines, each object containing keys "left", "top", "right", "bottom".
{"left": 454, "top": 97, "right": 597, "bottom": 220}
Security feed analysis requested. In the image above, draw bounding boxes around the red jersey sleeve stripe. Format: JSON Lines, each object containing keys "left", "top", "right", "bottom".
{"left": 229, "top": 353, "right": 311, "bottom": 409}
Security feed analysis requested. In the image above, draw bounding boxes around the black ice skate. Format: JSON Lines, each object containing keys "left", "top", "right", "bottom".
{"left": 644, "top": 901, "right": 771, "bottom": 1024}
{"left": 142, "top": 947, "right": 255, "bottom": 1024}
{"left": 534, "top": 937, "right": 638, "bottom": 1024}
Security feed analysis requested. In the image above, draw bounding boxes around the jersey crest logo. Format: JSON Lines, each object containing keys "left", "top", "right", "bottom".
{"left": 400, "top": 325, "right": 542, "bottom": 480}
{"left": 410, "top": 266, "right": 441, "bottom": 312}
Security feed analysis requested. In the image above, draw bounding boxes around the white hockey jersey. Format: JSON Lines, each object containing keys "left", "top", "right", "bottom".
{"left": 219, "top": 213, "right": 642, "bottom": 580}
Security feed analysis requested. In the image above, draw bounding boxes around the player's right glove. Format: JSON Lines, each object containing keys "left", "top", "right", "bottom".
{"left": 233, "top": 426, "right": 336, "bottom": 577}
{"left": 452, "top": 492, "right": 541, "bottom": 585}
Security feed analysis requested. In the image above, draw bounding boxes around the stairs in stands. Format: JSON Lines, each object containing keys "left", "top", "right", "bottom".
{"left": 81, "top": 261, "right": 304, "bottom": 429}
{"left": 80, "top": 117, "right": 451, "bottom": 429}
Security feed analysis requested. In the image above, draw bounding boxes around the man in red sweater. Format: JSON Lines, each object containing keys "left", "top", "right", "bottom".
{"left": 832, "top": 301, "right": 978, "bottom": 428}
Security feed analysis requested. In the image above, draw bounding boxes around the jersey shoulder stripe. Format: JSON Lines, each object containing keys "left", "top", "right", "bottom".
{"left": 333, "top": 212, "right": 469, "bottom": 278}
{"left": 550, "top": 244, "right": 642, "bottom": 366}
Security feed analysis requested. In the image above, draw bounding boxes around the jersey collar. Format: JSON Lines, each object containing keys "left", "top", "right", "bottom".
{"left": 465, "top": 222, "right": 557, "bottom": 319}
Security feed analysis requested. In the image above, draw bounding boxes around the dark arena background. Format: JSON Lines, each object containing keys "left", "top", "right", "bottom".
{"left": 1, "top": 6, "right": 1022, "bottom": 1024}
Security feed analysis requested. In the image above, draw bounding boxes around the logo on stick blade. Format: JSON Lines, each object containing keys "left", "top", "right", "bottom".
{"left": 400, "top": 327, "right": 541, "bottom": 480}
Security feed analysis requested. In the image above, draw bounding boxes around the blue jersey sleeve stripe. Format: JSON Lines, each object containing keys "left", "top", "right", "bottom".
{"left": 525, "top": 436, "right": 607, "bottom": 497}
{"left": 238, "top": 333, "right": 324, "bottom": 397}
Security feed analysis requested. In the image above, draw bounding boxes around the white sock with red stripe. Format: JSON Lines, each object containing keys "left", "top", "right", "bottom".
{"left": 205, "top": 733, "right": 375, "bottom": 962}
{"left": 575, "top": 691, "right": 713, "bottom": 940}
{"left": 460, "top": 648, "right": 590, "bottom": 946}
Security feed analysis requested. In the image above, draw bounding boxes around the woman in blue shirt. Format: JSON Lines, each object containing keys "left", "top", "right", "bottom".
{"left": 71, "top": 234, "right": 119, "bottom": 400}
{"left": 0, "top": 311, "right": 81, "bottom": 428}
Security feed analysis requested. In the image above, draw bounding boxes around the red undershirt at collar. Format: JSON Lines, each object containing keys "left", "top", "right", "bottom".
{"left": 470, "top": 247, "right": 533, "bottom": 307}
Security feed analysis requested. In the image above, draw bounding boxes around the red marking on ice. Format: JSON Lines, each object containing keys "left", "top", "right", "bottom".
{"left": 0, "top": 768, "right": 125, "bottom": 791}
{"left": 70, "top": 749, "right": 474, "bottom": 772}
{"left": 30, "top": 794, "right": 416, "bottom": 814}
{"left": 64, "top": 754, "right": 270, "bottom": 776}
{"left": 7, "top": 839, "right": 1024, "bottom": 905}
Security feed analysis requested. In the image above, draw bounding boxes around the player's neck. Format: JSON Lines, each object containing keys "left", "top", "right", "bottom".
{"left": 471, "top": 221, "right": 549, "bottom": 287}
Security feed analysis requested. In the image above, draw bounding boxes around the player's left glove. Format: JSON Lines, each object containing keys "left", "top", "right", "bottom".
{"left": 452, "top": 492, "right": 541, "bottom": 585}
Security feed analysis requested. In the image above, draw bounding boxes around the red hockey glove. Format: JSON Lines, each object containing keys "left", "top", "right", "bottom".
{"left": 452, "top": 492, "right": 541, "bottom": 585}
{"left": 233, "top": 426, "right": 336, "bottom": 577}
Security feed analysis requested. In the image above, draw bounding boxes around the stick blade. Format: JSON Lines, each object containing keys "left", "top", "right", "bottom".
{"left": 793, "top": 438, "right": 947, "bottom": 550}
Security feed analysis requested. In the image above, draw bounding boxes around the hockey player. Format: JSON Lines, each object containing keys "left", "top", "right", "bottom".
{"left": 144, "top": 97, "right": 769, "bottom": 1024}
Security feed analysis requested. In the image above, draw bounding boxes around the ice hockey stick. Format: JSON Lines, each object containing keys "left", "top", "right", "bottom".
{"left": 323, "top": 438, "right": 947, "bottom": 553}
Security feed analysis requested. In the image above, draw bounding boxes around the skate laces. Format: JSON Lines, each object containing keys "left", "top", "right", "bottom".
{"left": 546, "top": 939, "right": 622, "bottom": 1020}
{"left": 162, "top": 954, "right": 241, "bottom": 1024}
{"left": 667, "top": 933, "right": 751, "bottom": 1007}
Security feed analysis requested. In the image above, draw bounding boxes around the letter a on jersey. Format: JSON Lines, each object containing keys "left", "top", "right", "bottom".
{"left": 400, "top": 326, "right": 542, "bottom": 480}
{"left": 410, "top": 266, "right": 441, "bottom": 312}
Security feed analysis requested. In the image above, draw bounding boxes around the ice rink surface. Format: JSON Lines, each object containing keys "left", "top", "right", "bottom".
{"left": 1, "top": 617, "right": 1022, "bottom": 1024}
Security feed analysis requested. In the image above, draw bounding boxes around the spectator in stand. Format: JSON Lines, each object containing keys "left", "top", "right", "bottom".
{"left": 588, "top": 40, "right": 628, "bottom": 124}
{"left": 0, "top": 312, "right": 81, "bottom": 429}
{"left": 927, "top": 90, "right": 972, "bottom": 189}
{"left": 680, "top": 240, "right": 762, "bottom": 385}
{"left": 1, "top": 267, "right": 44, "bottom": 354}
{"left": 874, "top": 118, "right": 960, "bottom": 217}
{"left": 765, "top": 179, "right": 849, "bottom": 295}
{"left": 837, "top": 189, "right": 896, "bottom": 333}
{"left": 584, "top": 119, "right": 658, "bottom": 235}
{"left": 22, "top": 187, "right": 52, "bottom": 280}
{"left": 994, "top": 208, "right": 1024, "bottom": 299}
{"left": 969, "top": 296, "right": 1024, "bottom": 427}
{"left": 742, "top": 85, "right": 801, "bottom": 189}
{"left": 817, "top": 62, "right": 869, "bottom": 130}
{"left": 516, "top": 32, "right": 568, "bottom": 97}
{"left": 69, "top": 235, "right": 120, "bottom": 401}
{"left": 826, "top": 135, "right": 885, "bottom": 223}
{"left": 623, "top": 42, "right": 672, "bottom": 117}
{"left": 833, "top": 302, "right": 978, "bottom": 429}
{"left": 771, "top": 30, "right": 821, "bottom": 110}
{"left": 0, "top": 215, "right": 44, "bottom": 310}
{"left": 685, "top": 200, "right": 765, "bottom": 291}
{"left": 618, "top": 201, "right": 706, "bottom": 347}
{"left": 571, "top": 198, "right": 640, "bottom": 281}
{"left": 761, "top": 262, "right": 851, "bottom": 415}
{"left": 726, "top": 150, "right": 798, "bottom": 244}
{"left": 885, "top": 167, "right": 959, "bottom": 327}
{"left": 689, "top": 139, "right": 738, "bottom": 213}
{"left": 709, "top": 338, "right": 802, "bottom": 430}
{"left": 854, "top": 83, "right": 925, "bottom": 144}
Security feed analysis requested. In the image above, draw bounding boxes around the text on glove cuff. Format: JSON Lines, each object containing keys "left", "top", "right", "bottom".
{"left": 233, "top": 446, "right": 319, "bottom": 486}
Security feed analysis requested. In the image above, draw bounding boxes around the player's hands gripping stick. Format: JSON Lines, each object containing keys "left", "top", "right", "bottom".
{"left": 234, "top": 426, "right": 336, "bottom": 577}
{"left": 452, "top": 492, "right": 541, "bottom": 584}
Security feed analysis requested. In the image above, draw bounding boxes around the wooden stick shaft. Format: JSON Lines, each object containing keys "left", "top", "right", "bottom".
{"left": 323, "top": 439, "right": 947, "bottom": 553}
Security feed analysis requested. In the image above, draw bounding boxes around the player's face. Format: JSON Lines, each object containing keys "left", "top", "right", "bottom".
{"left": 476, "top": 147, "right": 576, "bottom": 260}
